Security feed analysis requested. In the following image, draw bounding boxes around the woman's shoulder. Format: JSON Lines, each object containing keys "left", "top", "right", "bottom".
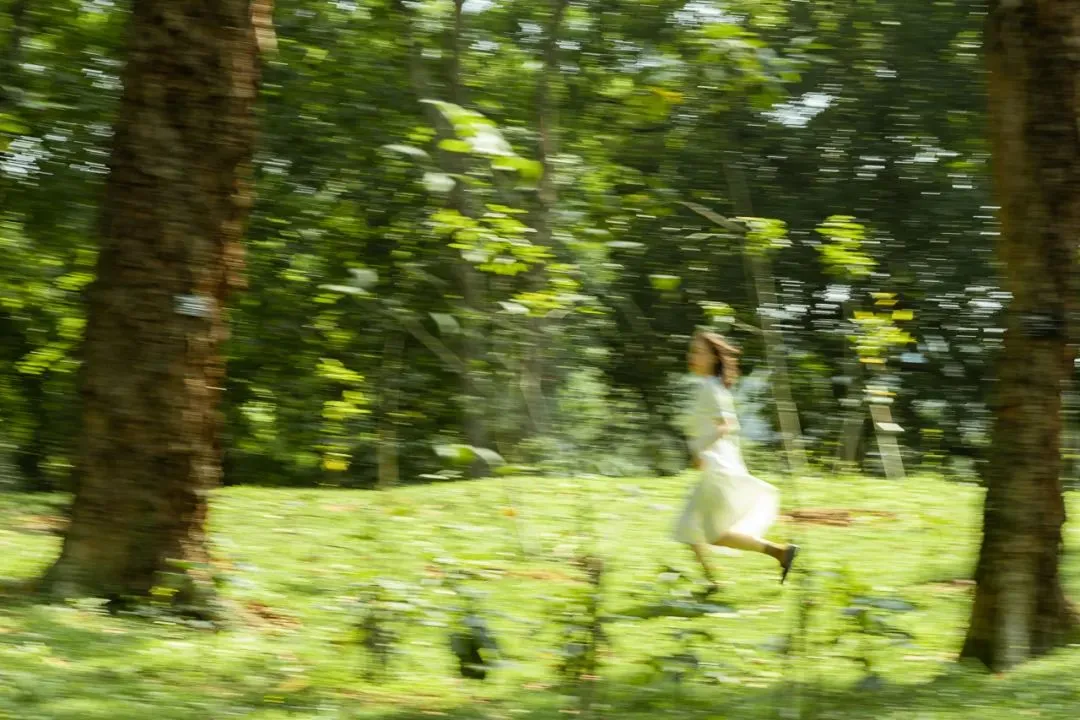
{"left": 693, "top": 376, "right": 725, "bottom": 403}
{"left": 690, "top": 374, "right": 716, "bottom": 392}
{"left": 708, "top": 378, "right": 736, "bottom": 405}
{"left": 687, "top": 375, "right": 731, "bottom": 400}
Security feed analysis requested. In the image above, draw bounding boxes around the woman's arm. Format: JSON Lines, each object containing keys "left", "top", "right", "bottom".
{"left": 691, "top": 418, "right": 735, "bottom": 467}
{"left": 687, "top": 381, "right": 735, "bottom": 466}
{"left": 715, "top": 417, "right": 736, "bottom": 435}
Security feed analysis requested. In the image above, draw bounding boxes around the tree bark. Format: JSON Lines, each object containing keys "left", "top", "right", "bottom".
{"left": 41, "top": 0, "right": 266, "bottom": 603}
{"left": 961, "top": 0, "right": 1079, "bottom": 671}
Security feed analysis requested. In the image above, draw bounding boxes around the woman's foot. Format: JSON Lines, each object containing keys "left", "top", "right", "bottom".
{"left": 695, "top": 581, "right": 720, "bottom": 600}
{"left": 780, "top": 544, "right": 799, "bottom": 585}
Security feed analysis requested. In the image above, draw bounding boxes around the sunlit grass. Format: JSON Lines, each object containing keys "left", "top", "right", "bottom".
{"left": 2, "top": 471, "right": 1080, "bottom": 719}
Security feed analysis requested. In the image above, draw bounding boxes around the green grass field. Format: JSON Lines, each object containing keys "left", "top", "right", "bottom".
{"left": 2, "top": 471, "right": 1080, "bottom": 719}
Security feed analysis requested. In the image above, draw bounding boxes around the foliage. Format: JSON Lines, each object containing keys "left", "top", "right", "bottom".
{"left": 0, "top": 0, "right": 1006, "bottom": 488}
{"left": 547, "top": 555, "right": 606, "bottom": 695}
{"left": 353, "top": 579, "right": 415, "bottom": 680}
{"left": 822, "top": 564, "right": 917, "bottom": 688}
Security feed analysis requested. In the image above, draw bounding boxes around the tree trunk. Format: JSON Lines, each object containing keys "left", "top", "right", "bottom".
{"left": 447, "top": 0, "right": 492, "bottom": 476}
{"left": 375, "top": 330, "right": 404, "bottom": 489}
{"left": 720, "top": 140, "right": 808, "bottom": 477}
{"left": 13, "top": 371, "right": 49, "bottom": 492}
{"left": 1, "top": 0, "right": 30, "bottom": 107}
{"left": 41, "top": 0, "right": 266, "bottom": 603}
{"left": 519, "top": 0, "right": 569, "bottom": 439}
{"left": 397, "top": 0, "right": 491, "bottom": 474}
{"left": 961, "top": 0, "right": 1079, "bottom": 671}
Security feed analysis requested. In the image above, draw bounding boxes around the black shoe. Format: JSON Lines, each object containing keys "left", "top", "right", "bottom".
{"left": 780, "top": 545, "right": 799, "bottom": 585}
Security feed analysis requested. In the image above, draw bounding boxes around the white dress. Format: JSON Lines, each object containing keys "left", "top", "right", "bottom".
{"left": 673, "top": 375, "right": 780, "bottom": 546}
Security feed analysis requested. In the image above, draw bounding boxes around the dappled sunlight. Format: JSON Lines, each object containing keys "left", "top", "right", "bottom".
{"left": 3, "top": 0, "right": 1080, "bottom": 716}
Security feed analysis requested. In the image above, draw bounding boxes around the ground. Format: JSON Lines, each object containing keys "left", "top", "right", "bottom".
{"left": 2, "top": 470, "right": 1080, "bottom": 719}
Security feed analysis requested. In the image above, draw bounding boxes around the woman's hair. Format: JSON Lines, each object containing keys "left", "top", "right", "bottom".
{"left": 698, "top": 331, "right": 741, "bottom": 388}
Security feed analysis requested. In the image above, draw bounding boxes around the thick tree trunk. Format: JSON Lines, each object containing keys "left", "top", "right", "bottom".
{"left": 960, "top": 0, "right": 1079, "bottom": 671}
{"left": 41, "top": 0, "right": 265, "bottom": 603}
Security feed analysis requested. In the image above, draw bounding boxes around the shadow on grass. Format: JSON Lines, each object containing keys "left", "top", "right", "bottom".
{"left": 2, "top": 591, "right": 1078, "bottom": 720}
{"left": 613, "top": 599, "right": 738, "bottom": 620}
{"left": 0, "top": 606, "right": 153, "bottom": 716}
{"left": 347, "top": 654, "right": 1080, "bottom": 720}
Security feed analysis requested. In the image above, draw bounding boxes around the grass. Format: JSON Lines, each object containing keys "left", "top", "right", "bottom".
{"left": 2, "top": 469, "right": 1080, "bottom": 719}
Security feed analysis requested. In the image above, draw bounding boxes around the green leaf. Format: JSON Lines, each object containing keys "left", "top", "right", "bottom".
{"left": 598, "top": 77, "right": 635, "bottom": 99}
{"left": 434, "top": 444, "right": 505, "bottom": 468}
{"left": 438, "top": 138, "right": 472, "bottom": 154}
{"left": 700, "top": 301, "right": 735, "bottom": 321}
{"left": 0, "top": 114, "right": 28, "bottom": 134}
{"left": 305, "top": 46, "right": 329, "bottom": 63}
{"left": 816, "top": 215, "right": 876, "bottom": 277}
{"left": 469, "top": 446, "right": 506, "bottom": 468}
{"left": 497, "top": 300, "right": 529, "bottom": 315}
{"left": 649, "top": 274, "right": 682, "bottom": 291}
{"left": 382, "top": 143, "right": 430, "bottom": 159}
{"left": 491, "top": 155, "right": 544, "bottom": 181}
{"left": 347, "top": 267, "right": 379, "bottom": 289}
{"left": 423, "top": 171, "right": 456, "bottom": 193}
{"left": 430, "top": 312, "right": 461, "bottom": 335}
{"left": 434, "top": 444, "right": 475, "bottom": 465}
{"left": 319, "top": 284, "right": 369, "bottom": 296}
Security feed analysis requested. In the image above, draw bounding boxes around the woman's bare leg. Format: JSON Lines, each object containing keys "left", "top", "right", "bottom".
{"left": 690, "top": 543, "right": 717, "bottom": 586}
{"left": 714, "top": 531, "right": 786, "bottom": 562}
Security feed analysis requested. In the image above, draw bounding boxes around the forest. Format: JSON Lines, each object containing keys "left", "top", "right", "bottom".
{"left": 2, "top": 0, "right": 1080, "bottom": 718}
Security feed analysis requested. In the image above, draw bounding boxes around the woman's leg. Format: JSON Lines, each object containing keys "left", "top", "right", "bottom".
{"left": 713, "top": 531, "right": 787, "bottom": 562}
{"left": 690, "top": 543, "right": 717, "bottom": 586}
{"left": 707, "top": 533, "right": 800, "bottom": 584}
